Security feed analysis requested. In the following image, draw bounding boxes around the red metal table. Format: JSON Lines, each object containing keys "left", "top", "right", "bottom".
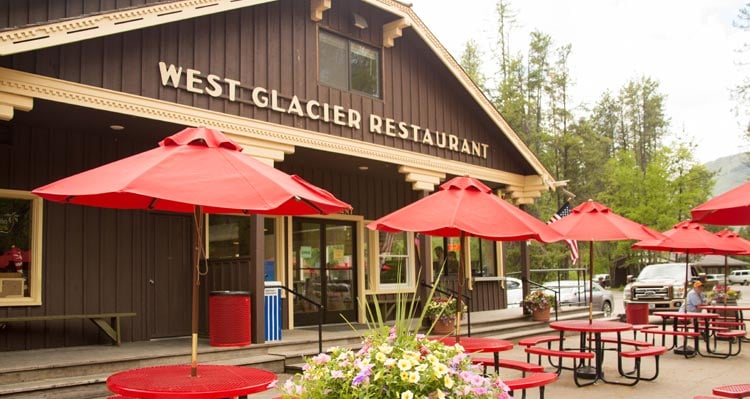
{"left": 106, "top": 364, "right": 277, "bottom": 399}
{"left": 549, "top": 320, "right": 633, "bottom": 386}
{"left": 713, "top": 384, "right": 750, "bottom": 398}
{"left": 653, "top": 311, "right": 720, "bottom": 357}
{"left": 433, "top": 336, "right": 513, "bottom": 373}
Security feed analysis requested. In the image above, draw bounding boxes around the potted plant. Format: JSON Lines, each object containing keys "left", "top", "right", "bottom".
{"left": 524, "top": 290, "right": 554, "bottom": 321}
{"left": 707, "top": 284, "right": 741, "bottom": 305}
{"left": 424, "top": 296, "right": 460, "bottom": 334}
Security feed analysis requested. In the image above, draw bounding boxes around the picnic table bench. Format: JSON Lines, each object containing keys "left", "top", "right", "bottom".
{"left": 0, "top": 312, "right": 135, "bottom": 345}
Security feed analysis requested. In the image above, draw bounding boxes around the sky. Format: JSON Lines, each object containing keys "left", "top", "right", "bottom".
{"left": 409, "top": 0, "right": 748, "bottom": 164}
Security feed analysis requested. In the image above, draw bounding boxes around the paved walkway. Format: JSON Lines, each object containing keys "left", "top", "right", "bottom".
{"left": 252, "top": 286, "right": 750, "bottom": 399}
{"left": 252, "top": 334, "right": 747, "bottom": 399}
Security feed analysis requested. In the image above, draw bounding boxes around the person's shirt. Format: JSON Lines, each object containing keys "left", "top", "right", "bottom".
{"left": 680, "top": 289, "right": 704, "bottom": 312}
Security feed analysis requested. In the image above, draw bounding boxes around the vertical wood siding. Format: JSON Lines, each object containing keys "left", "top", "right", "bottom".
{"left": 0, "top": 0, "right": 534, "bottom": 175}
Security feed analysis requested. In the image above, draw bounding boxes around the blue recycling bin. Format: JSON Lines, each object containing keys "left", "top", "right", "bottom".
{"left": 264, "top": 281, "right": 282, "bottom": 341}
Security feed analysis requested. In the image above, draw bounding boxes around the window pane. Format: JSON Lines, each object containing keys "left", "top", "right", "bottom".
{"left": 470, "top": 237, "right": 496, "bottom": 277}
{"left": 350, "top": 42, "right": 379, "bottom": 96}
{"left": 208, "top": 215, "right": 250, "bottom": 258}
{"left": 263, "top": 217, "right": 277, "bottom": 281}
{"left": 0, "top": 198, "right": 32, "bottom": 298}
{"left": 319, "top": 32, "right": 348, "bottom": 91}
{"left": 379, "top": 231, "right": 408, "bottom": 285}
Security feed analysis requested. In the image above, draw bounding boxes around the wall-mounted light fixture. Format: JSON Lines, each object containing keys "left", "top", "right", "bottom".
{"left": 353, "top": 13, "right": 368, "bottom": 29}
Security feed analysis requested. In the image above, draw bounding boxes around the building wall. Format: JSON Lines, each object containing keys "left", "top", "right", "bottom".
{"left": 0, "top": 0, "right": 533, "bottom": 175}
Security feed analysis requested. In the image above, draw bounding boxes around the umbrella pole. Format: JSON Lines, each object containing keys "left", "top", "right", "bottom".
{"left": 456, "top": 231, "right": 468, "bottom": 342}
{"left": 684, "top": 251, "right": 690, "bottom": 312}
{"left": 191, "top": 206, "right": 203, "bottom": 377}
{"left": 589, "top": 241, "right": 593, "bottom": 323}
{"left": 724, "top": 256, "right": 729, "bottom": 306}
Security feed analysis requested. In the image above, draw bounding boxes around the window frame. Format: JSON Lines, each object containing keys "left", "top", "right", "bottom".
{"left": 368, "top": 229, "right": 415, "bottom": 293}
{"left": 0, "top": 189, "right": 43, "bottom": 307}
{"left": 318, "top": 29, "right": 382, "bottom": 98}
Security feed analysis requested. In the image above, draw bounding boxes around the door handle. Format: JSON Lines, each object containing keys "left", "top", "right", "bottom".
{"left": 148, "top": 279, "right": 155, "bottom": 285}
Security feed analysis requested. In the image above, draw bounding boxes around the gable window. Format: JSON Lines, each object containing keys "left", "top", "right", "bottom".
{"left": 319, "top": 31, "right": 380, "bottom": 97}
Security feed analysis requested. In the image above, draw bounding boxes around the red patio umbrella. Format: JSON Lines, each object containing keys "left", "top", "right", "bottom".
{"left": 32, "top": 126, "right": 352, "bottom": 376}
{"left": 632, "top": 221, "right": 746, "bottom": 308}
{"left": 367, "top": 176, "right": 563, "bottom": 338}
{"left": 546, "top": 200, "right": 664, "bottom": 322}
{"left": 714, "top": 230, "right": 750, "bottom": 303}
{"left": 691, "top": 181, "right": 750, "bottom": 225}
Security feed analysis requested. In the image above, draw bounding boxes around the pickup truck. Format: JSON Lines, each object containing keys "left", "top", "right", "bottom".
{"left": 623, "top": 263, "right": 705, "bottom": 312}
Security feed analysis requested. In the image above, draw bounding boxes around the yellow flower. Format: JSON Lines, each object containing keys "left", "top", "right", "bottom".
{"left": 407, "top": 371, "right": 420, "bottom": 383}
{"left": 375, "top": 352, "right": 387, "bottom": 363}
{"left": 444, "top": 375, "right": 454, "bottom": 389}
{"left": 397, "top": 358, "right": 412, "bottom": 371}
{"left": 433, "top": 362, "right": 449, "bottom": 376}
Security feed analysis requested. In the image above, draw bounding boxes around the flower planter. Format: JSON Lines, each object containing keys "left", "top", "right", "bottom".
{"left": 531, "top": 307, "right": 550, "bottom": 321}
{"left": 432, "top": 318, "right": 456, "bottom": 335}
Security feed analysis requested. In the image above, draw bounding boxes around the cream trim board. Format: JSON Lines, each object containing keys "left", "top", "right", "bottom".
{"left": 0, "top": 190, "right": 43, "bottom": 307}
{"left": 0, "top": 0, "right": 276, "bottom": 56}
{"left": 0, "top": 67, "right": 544, "bottom": 192}
{"left": 1, "top": 0, "right": 556, "bottom": 189}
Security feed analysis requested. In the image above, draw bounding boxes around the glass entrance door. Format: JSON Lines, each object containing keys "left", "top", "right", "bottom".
{"left": 292, "top": 219, "right": 356, "bottom": 325}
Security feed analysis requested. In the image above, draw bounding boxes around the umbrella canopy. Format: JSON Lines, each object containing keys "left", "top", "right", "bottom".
{"left": 547, "top": 200, "right": 664, "bottom": 322}
{"left": 714, "top": 230, "right": 750, "bottom": 301}
{"left": 691, "top": 181, "right": 750, "bottom": 225}
{"left": 367, "top": 176, "right": 562, "bottom": 339}
{"left": 33, "top": 127, "right": 350, "bottom": 215}
{"left": 545, "top": 200, "right": 664, "bottom": 242}
{"left": 632, "top": 221, "right": 746, "bottom": 309}
{"left": 633, "top": 221, "right": 746, "bottom": 255}
{"left": 368, "top": 176, "right": 563, "bottom": 243}
{"left": 32, "top": 126, "right": 352, "bottom": 375}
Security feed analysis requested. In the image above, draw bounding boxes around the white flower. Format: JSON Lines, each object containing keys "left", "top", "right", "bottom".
{"left": 401, "top": 390, "right": 414, "bottom": 399}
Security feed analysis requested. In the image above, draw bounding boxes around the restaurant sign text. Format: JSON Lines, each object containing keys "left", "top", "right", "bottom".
{"left": 159, "top": 62, "right": 489, "bottom": 159}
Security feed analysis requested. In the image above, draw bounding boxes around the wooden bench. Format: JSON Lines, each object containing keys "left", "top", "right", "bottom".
{"left": 0, "top": 312, "right": 136, "bottom": 345}
{"left": 504, "top": 372, "right": 558, "bottom": 399}
{"left": 609, "top": 346, "right": 667, "bottom": 386}
{"left": 471, "top": 357, "right": 544, "bottom": 375}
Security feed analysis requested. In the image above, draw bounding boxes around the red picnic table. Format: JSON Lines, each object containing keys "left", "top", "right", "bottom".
{"left": 713, "top": 384, "right": 750, "bottom": 398}
{"left": 433, "top": 336, "right": 514, "bottom": 373}
{"left": 106, "top": 364, "right": 277, "bottom": 399}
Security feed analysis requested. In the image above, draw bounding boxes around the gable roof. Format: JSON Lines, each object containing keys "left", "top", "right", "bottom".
{"left": 0, "top": 0, "right": 556, "bottom": 191}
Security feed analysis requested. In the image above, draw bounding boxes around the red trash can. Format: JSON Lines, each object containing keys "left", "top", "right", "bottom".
{"left": 625, "top": 302, "right": 649, "bottom": 324}
{"left": 209, "top": 291, "right": 251, "bottom": 347}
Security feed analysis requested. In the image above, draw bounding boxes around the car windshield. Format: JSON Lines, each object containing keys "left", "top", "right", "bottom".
{"left": 638, "top": 264, "right": 685, "bottom": 279}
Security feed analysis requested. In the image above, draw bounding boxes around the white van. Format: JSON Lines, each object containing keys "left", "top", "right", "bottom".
{"left": 728, "top": 270, "right": 750, "bottom": 285}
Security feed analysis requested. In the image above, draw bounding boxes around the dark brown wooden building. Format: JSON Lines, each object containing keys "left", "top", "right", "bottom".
{"left": 0, "top": 0, "right": 556, "bottom": 351}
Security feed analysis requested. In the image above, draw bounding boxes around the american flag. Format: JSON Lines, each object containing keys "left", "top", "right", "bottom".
{"left": 548, "top": 202, "right": 579, "bottom": 265}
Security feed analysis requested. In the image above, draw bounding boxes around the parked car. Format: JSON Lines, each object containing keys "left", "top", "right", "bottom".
{"left": 729, "top": 270, "right": 750, "bottom": 285}
{"left": 504, "top": 277, "right": 523, "bottom": 307}
{"left": 543, "top": 280, "right": 614, "bottom": 316}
